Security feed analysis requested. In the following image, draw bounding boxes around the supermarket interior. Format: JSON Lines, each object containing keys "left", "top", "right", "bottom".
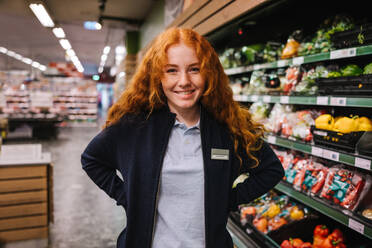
{"left": 1, "top": 0, "right": 372, "bottom": 247}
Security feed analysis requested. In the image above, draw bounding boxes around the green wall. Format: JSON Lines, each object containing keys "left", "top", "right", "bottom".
{"left": 139, "top": 0, "right": 165, "bottom": 50}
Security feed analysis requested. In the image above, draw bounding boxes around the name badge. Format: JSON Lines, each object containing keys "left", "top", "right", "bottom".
{"left": 211, "top": 148, "right": 229, "bottom": 160}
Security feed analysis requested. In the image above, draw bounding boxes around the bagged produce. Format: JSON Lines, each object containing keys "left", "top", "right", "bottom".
{"left": 320, "top": 165, "right": 372, "bottom": 210}
{"left": 300, "top": 161, "right": 328, "bottom": 196}
{"left": 283, "top": 66, "right": 302, "bottom": 95}
{"left": 249, "top": 101, "right": 270, "bottom": 124}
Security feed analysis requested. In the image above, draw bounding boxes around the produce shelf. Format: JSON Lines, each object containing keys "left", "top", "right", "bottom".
{"left": 233, "top": 95, "right": 372, "bottom": 108}
{"left": 263, "top": 134, "right": 372, "bottom": 171}
{"left": 274, "top": 182, "right": 372, "bottom": 239}
{"left": 225, "top": 44, "right": 372, "bottom": 76}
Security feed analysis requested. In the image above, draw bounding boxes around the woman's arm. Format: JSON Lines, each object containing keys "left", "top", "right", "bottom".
{"left": 81, "top": 125, "right": 127, "bottom": 207}
{"left": 230, "top": 141, "right": 284, "bottom": 211}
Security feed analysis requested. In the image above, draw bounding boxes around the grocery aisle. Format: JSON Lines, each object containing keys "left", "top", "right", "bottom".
{"left": 3, "top": 126, "right": 126, "bottom": 248}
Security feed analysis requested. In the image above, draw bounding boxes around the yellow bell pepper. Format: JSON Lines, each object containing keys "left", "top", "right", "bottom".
{"left": 334, "top": 116, "right": 359, "bottom": 133}
{"left": 290, "top": 206, "right": 304, "bottom": 220}
{"left": 358, "top": 116, "right": 372, "bottom": 131}
{"left": 263, "top": 204, "right": 280, "bottom": 218}
{"left": 315, "top": 114, "right": 334, "bottom": 131}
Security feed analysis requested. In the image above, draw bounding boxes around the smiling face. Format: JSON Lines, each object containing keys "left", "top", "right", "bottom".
{"left": 161, "top": 42, "right": 205, "bottom": 116}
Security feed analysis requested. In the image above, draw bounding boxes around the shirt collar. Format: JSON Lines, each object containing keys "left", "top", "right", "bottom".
{"left": 174, "top": 118, "right": 200, "bottom": 131}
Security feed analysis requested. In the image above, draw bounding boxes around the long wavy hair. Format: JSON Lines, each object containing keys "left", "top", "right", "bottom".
{"left": 105, "top": 28, "right": 264, "bottom": 167}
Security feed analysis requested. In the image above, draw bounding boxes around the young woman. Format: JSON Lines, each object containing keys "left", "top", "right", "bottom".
{"left": 81, "top": 27, "right": 284, "bottom": 248}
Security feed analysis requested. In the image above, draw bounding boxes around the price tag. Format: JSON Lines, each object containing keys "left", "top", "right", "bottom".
{"left": 267, "top": 135, "right": 277, "bottom": 144}
{"left": 233, "top": 95, "right": 242, "bottom": 101}
{"left": 292, "top": 56, "right": 304, "bottom": 65}
{"left": 263, "top": 96, "right": 271, "bottom": 103}
{"left": 330, "top": 97, "right": 347, "bottom": 106}
{"left": 322, "top": 149, "right": 339, "bottom": 161}
{"left": 280, "top": 96, "right": 289, "bottom": 104}
{"left": 348, "top": 218, "right": 364, "bottom": 235}
{"left": 316, "top": 96, "right": 328, "bottom": 105}
{"left": 355, "top": 157, "right": 371, "bottom": 170}
{"left": 330, "top": 48, "right": 357, "bottom": 60}
{"left": 251, "top": 95, "right": 259, "bottom": 102}
{"left": 311, "top": 147, "right": 323, "bottom": 157}
{"left": 277, "top": 60, "right": 287, "bottom": 67}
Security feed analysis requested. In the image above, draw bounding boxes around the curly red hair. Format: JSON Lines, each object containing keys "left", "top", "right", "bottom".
{"left": 105, "top": 28, "right": 264, "bottom": 167}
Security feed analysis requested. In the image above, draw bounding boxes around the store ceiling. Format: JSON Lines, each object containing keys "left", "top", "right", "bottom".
{"left": 0, "top": 0, "right": 155, "bottom": 74}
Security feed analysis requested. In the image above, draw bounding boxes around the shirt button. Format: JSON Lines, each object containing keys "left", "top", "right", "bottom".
{"left": 185, "top": 139, "right": 190, "bottom": 144}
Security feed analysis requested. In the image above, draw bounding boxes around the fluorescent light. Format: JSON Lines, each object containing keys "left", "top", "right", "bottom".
{"left": 52, "top": 27, "right": 65, "bottom": 38}
{"left": 66, "top": 49, "right": 76, "bottom": 57}
{"left": 95, "top": 22, "right": 102, "bottom": 30}
{"left": 101, "top": 54, "right": 107, "bottom": 61}
{"left": 59, "top": 39, "right": 71, "bottom": 50}
{"left": 22, "top": 58, "right": 33, "bottom": 64}
{"left": 84, "top": 21, "right": 102, "bottom": 30}
{"left": 29, "top": 3, "right": 55, "bottom": 27}
{"left": 98, "top": 66, "right": 103, "bottom": 73}
{"left": 39, "top": 65, "right": 47, "bottom": 71}
{"left": 6, "top": 50, "right": 16, "bottom": 57}
{"left": 76, "top": 65, "right": 84, "bottom": 73}
{"left": 115, "top": 45, "right": 125, "bottom": 55}
{"left": 0, "top": 47, "right": 7, "bottom": 53}
{"left": 32, "top": 61, "right": 40, "bottom": 68}
{"left": 14, "top": 54, "right": 23, "bottom": 60}
{"left": 103, "top": 46, "right": 110, "bottom": 54}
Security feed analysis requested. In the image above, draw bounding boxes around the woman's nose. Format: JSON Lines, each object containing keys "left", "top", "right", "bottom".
{"left": 178, "top": 71, "right": 190, "bottom": 86}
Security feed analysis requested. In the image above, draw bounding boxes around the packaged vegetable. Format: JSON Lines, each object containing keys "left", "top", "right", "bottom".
{"left": 334, "top": 116, "right": 359, "bottom": 133}
{"left": 281, "top": 38, "right": 301, "bottom": 59}
{"left": 357, "top": 116, "right": 372, "bottom": 131}
{"left": 301, "top": 161, "right": 328, "bottom": 195}
{"left": 340, "top": 64, "right": 363, "bottom": 76}
{"left": 320, "top": 165, "right": 372, "bottom": 210}
{"left": 315, "top": 114, "right": 334, "bottom": 131}
{"left": 363, "top": 62, "right": 372, "bottom": 74}
{"left": 249, "top": 102, "right": 270, "bottom": 124}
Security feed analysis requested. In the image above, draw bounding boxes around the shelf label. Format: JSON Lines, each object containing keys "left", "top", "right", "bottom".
{"left": 293, "top": 56, "right": 304, "bottom": 65}
{"left": 233, "top": 95, "right": 241, "bottom": 101}
{"left": 241, "top": 95, "right": 249, "bottom": 101}
{"left": 355, "top": 157, "right": 371, "bottom": 170}
{"left": 251, "top": 95, "right": 259, "bottom": 102}
{"left": 311, "top": 147, "right": 323, "bottom": 157}
{"left": 322, "top": 149, "right": 339, "bottom": 161}
{"left": 280, "top": 96, "right": 289, "bottom": 104}
{"left": 277, "top": 60, "right": 287, "bottom": 67}
{"left": 330, "top": 48, "right": 356, "bottom": 60}
{"left": 267, "top": 135, "right": 277, "bottom": 144}
{"left": 253, "top": 64, "right": 261, "bottom": 70}
{"left": 330, "top": 97, "right": 347, "bottom": 106}
{"left": 263, "top": 96, "right": 271, "bottom": 103}
{"left": 348, "top": 218, "right": 364, "bottom": 234}
{"left": 316, "top": 96, "right": 329, "bottom": 105}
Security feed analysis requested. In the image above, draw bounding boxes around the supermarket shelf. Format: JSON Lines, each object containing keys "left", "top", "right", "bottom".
{"left": 233, "top": 95, "right": 372, "bottom": 108}
{"left": 263, "top": 134, "right": 372, "bottom": 171}
{"left": 225, "top": 45, "right": 372, "bottom": 75}
{"left": 275, "top": 182, "right": 372, "bottom": 239}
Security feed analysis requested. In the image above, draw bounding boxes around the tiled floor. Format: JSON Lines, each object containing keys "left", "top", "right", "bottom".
{"left": 2, "top": 126, "right": 126, "bottom": 248}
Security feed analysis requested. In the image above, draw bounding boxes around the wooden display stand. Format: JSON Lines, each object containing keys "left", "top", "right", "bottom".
{"left": 0, "top": 148, "right": 52, "bottom": 243}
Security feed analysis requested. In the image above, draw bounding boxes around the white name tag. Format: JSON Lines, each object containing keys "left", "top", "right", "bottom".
{"left": 211, "top": 148, "right": 229, "bottom": 160}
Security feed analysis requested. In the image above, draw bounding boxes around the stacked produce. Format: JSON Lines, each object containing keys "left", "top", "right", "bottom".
{"left": 239, "top": 191, "right": 310, "bottom": 234}
{"left": 280, "top": 225, "right": 347, "bottom": 248}
{"left": 315, "top": 114, "right": 372, "bottom": 133}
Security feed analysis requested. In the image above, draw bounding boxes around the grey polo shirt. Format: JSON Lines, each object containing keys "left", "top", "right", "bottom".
{"left": 152, "top": 119, "right": 205, "bottom": 248}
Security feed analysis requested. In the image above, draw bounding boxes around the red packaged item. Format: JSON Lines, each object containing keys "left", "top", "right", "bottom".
{"left": 293, "top": 159, "right": 310, "bottom": 191}
{"left": 283, "top": 66, "right": 301, "bottom": 95}
{"left": 320, "top": 165, "right": 371, "bottom": 210}
{"left": 301, "top": 161, "right": 328, "bottom": 195}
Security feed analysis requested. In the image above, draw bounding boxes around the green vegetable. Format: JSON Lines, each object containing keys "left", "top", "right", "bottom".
{"left": 341, "top": 64, "right": 363, "bottom": 76}
{"left": 327, "top": 71, "right": 342, "bottom": 78}
{"left": 363, "top": 63, "right": 372, "bottom": 74}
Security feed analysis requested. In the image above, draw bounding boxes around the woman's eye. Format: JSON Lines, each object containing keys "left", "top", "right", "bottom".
{"left": 190, "top": 67, "right": 200, "bottom": 72}
{"left": 166, "top": 68, "right": 177, "bottom": 73}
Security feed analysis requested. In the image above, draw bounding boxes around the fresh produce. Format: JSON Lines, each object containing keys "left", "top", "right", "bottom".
{"left": 362, "top": 208, "right": 372, "bottom": 220}
{"left": 340, "top": 64, "right": 363, "bottom": 76}
{"left": 327, "top": 71, "right": 342, "bottom": 78}
{"left": 334, "top": 116, "right": 359, "bottom": 133}
{"left": 301, "top": 162, "right": 328, "bottom": 195}
{"left": 281, "top": 39, "right": 301, "bottom": 59}
{"left": 268, "top": 217, "right": 288, "bottom": 231}
{"left": 315, "top": 114, "right": 334, "bottom": 131}
{"left": 363, "top": 62, "right": 372, "bottom": 74}
{"left": 280, "top": 238, "right": 312, "bottom": 248}
{"left": 289, "top": 206, "right": 304, "bottom": 220}
{"left": 320, "top": 165, "right": 371, "bottom": 210}
{"left": 249, "top": 102, "right": 270, "bottom": 124}
{"left": 253, "top": 217, "right": 268, "bottom": 233}
{"left": 357, "top": 116, "right": 372, "bottom": 131}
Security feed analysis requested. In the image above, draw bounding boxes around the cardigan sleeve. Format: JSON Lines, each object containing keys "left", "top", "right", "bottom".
{"left": 81, "top": 125, "right": 127, "bottom": 207}
{"left": 229, "top": 141, "right": 284, "bottom": 211}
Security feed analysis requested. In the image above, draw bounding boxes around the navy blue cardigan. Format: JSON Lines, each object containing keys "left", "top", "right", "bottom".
{"left": 81, "top": 105, "right": 284, "bottom": 248}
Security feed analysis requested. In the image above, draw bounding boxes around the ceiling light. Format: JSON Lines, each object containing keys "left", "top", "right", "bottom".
{"left": 66, "top": 49, "right": 76, "bottom": 57}
{"left": 22, "top": 58, "right": 33, "bottom": 64}
{"left": 14, "top": 54, "right": 23, "bottom": 60}
{"left": 84, "top": 21, "right": 102, "bottom": 30}
{"left": 32, "top": 61, "right": 40, "bottom": 68}
{"left": 0, "top": 47, "right": 7, "bottom": 53}
{"left": 98, "top": 66, "right": 103, "bottom": 73}
{"left": 6, "top": 50, "right": 16, "bottom": 57}
{"left": 101, "top": 54, "right": 107, "bottom": 61}
{"left": 29, "top": 3, "right": 55, "bottom": 27}
{"left": 59, "top": 39, "right": 72, "bottom": 50}
{"left": 39, "top": 65, "right": 47, "bottom": 71}
{"left": 92, "top": 75, "right": 100, "bottom": 81}
{"left": 115, "top": 45, "right": 126, "bottom": 55}
{"left": 52, "top": 27, "right": 65, "bottom": 38}
{"left": 103, "top": 46, "right": 110, "bottom": 54}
